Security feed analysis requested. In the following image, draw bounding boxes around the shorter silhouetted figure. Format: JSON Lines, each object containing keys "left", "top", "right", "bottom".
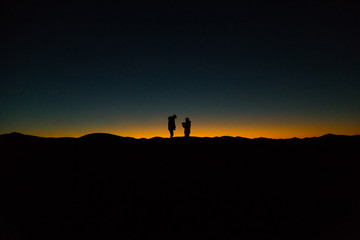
{"left": 182, "top": 117, "right": 191, "bottom": 138}
{"left": 168, "top": 115, "right": 177, "bottom": 138}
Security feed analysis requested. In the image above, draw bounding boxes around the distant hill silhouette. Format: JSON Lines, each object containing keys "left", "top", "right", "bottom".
{"left": 2, "top": 131, "right": 359, "bottom": 142}
{"left": 1, "top": 132, "right": 360, "bottom": 239}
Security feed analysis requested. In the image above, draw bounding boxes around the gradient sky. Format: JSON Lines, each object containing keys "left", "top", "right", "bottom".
{"left": 1, "top": 1, "right": 360, "bottom": 138}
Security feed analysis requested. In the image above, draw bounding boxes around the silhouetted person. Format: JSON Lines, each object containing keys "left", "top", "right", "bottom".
{"left": 182, "top": 117, "right": 191, "bottom": 137}
{"left": 168, "top": 115, "right": 177, "bottom": 138}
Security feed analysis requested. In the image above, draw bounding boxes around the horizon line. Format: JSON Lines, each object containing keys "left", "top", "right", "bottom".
{"left": 2, "top": 131, "right": 360, "bottom": 140}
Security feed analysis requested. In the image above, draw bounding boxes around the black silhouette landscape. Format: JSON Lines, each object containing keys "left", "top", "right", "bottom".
{"left": 1, "top": 132, "right": 360, "bottom": 239}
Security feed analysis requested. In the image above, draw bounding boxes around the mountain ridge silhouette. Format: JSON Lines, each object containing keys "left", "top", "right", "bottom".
{"left": 2, "top": 131, "right": 360, "bottom": 141}
{"left": 1, "top": 131, "right": 360, "bottom": 239}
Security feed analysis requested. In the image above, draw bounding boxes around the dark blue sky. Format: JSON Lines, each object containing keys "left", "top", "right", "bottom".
{"left": 1, "top": 1, "right": 359, "bottom": 138}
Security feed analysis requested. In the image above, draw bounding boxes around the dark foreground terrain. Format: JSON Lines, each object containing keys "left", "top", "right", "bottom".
{"left": 1, "top": 132, "right": 360, "bottom": 239}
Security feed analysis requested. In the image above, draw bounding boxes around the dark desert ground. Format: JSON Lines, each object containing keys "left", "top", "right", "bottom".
{"left": 1, "top": 132, "right": 360, "bottom": 239}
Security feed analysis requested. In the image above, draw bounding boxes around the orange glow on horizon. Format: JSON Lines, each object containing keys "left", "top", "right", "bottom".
{"left": 3, "top": 114, "right": 359, "bottom": 139}
{"left": 12, "top": 122, "right": 360, "bottom": 139}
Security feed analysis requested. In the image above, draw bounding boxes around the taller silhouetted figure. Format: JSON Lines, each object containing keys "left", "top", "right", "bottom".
{"left": 182, "top": 117, "right": 191, "bottom": 137}
{"left": 168, "top": 115, "right": 177, "bottom": 138}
